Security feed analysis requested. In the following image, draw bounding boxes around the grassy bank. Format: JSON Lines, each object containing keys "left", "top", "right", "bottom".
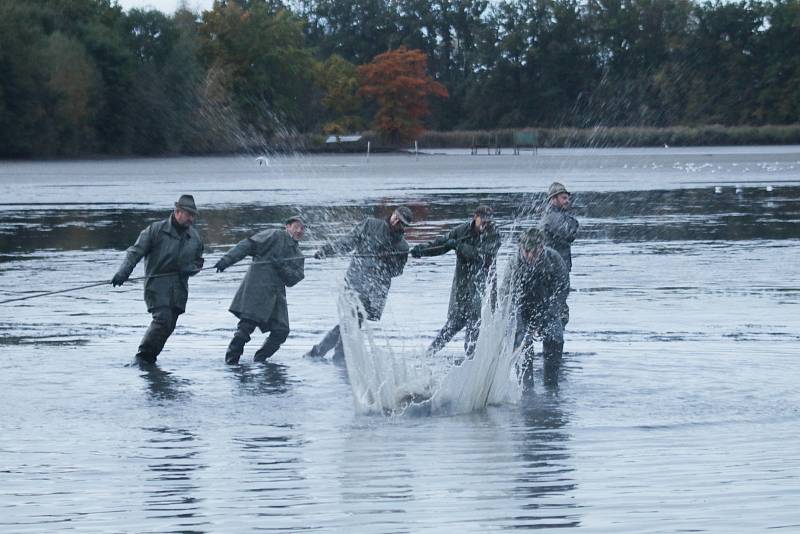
{"left": 294, "top": 125, "right": 800, "bottom": 152}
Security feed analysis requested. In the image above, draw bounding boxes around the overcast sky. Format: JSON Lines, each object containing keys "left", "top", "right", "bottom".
{"left": 116, "top": 0, "right": 215, "bottom": 14}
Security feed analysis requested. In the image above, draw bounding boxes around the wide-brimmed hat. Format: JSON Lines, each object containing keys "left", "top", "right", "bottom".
{"left": 519, "top": 228, "right": 544, "bottom": 250}
{"left": 174, "top": 194, "right": 199, "bottom": 215}
{"left": 548, "top": 182, "right": 570, "bottom": 199}
{"left": 394, "top": 206, "right": 414, "bottom": 226}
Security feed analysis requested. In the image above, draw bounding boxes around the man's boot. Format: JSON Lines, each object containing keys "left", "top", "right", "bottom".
{"left": 225, "top": 328, "right": 251, "bottom": 365}
{"left": 303, "top": 326, "right": 340, "bottom": 359}
{"left": 542, "top": 341, "right": 564, "bottom": 388}
{"left": 254, "top": 330, "right": 288, "bottom": 362}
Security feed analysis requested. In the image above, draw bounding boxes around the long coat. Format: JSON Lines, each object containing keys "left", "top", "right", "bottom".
{"left": 116, "top": 216, "right": 204, "bottom": 313}
{"left": 540, "top": 205, "right": 579, "bottom": 271}
{"left": 320, "top": 217, "right": 408, "bottom": 320}
{"left": 218, "top": 229, "right": 304, "bottom": 331}
{"left": 502, "top": 246, "right": 569, "bottom": 330}
{"left": 415, "top": 221, "right": 501, "bottom": 320}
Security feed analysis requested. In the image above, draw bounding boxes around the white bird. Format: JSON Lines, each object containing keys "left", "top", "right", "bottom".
{"left": 714, "top": 186, "right": 722, "bottom": 194}
{"left": 766, "top": 185, "right": 773, "bottom": 192}
{"left": 256, "top": 156, "right": 269, "bottom": 166}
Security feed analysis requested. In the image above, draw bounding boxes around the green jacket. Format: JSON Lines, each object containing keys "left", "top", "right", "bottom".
{"left": 218, "top": 228, "right": 304, "bottom": 329}
{"left": 414, "top": 221, "right": 501, "bottom": 319}
{"left": 540, "top": 204, "right": 579, "bottom": 271}
{"left": 319, "top": 217, "right": 408, "bottom": 320}
{"left": 116, "top": 216, "right": 205, "bottom": 313}
{"left": 501, "top": 246, "right": 569, "bottom": 323}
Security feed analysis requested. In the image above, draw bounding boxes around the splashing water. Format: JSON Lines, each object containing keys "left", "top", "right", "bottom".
{"left": 338, "top": 275, "right": 522, "bottom": 417}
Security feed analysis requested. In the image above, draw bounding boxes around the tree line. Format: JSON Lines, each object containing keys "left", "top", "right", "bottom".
{"left": 1, "top": 0, "right": 798, "bottom": 157}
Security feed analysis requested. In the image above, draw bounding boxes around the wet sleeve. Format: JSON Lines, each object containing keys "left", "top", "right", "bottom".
{"left": 278, "top": 242, "right": 305, "bottom": 287}
{"left": 416, "top": 228, "right": 458, "bottom": 257}
{"left": 543, "top": 212, "right": 579, "bottom": 244}
{"left": 186, "top": 238, "right": 205, "bottom": 276}
{"left": 218, "top": 238, "right": 253, "bottom": 270}
{"left": 117, "top": 224, "right": 155, "bottom": 279}
{"left": 321, "top": 221, "right": 364, "bottom": 256}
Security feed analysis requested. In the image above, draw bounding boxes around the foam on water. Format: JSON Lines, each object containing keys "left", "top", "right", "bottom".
{"left": 338, "top": 273, "right": 522, "bottom": 416}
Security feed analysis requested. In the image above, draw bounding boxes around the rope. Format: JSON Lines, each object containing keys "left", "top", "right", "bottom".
{"left": 0, "top": 220, "right": 530, "bottom": 305}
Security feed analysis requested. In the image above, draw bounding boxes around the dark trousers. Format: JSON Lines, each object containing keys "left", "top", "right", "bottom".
{"left": 515, "top": 311, "right": 564, "bottom": 387}
{"left": 309, "top": 325, "right": 345, "bottom": 360}
{"left": 226, "top": 318, "right": 290, "bottom": 364}
{"left": 427, "top": 310, "right": 481, "bottom": 357}
{"left": 136, "top": 307, "right": 180, "bottom": 363}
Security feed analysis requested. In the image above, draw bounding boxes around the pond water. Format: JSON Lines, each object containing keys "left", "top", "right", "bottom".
{"left": 1, "top": 147, "right": 799, "bottom": 532}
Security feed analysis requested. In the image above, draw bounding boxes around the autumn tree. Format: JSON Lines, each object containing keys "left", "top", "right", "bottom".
{"left": 357, "top": 46, "right": 448, "bottom": 144}
{"left": 314, "top": 54, "right": 364, "bottom": 135}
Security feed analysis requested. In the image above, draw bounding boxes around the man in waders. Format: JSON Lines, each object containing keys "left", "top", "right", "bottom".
{"left": 112, "top": 194, "right": 205, "bottom": 364}
{"left": 303, "top": 206, "right": 412, "bottom": 360}
{"left": 410, "top": 205, "right": 501, "bottom": 356}
{"left": 214, "top": 217, "right": 306, "bottom": 364}
{"left": 539, "top": 181, "right": 578, "bottom": 327}
{"left": 501, "top": 228, "right": 569, "bottom": 388}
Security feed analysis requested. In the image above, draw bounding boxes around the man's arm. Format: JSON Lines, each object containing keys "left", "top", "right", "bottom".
{"left": 316, "top": 220, "right": 365, "bottom": 258}
{"left": 214, "top": 238, "right": 254, "bottom": 272}
{"left": 112, "top": 224, "right": 155, "bottom": 285}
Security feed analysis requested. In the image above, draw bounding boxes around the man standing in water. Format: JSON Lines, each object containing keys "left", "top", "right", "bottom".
{"left": 410, "top": 205, "right": 501, "bottom": 357}
{"left": 502, "top": 228, "right": 569, "bottom": 387}
{"left": 304, "top": 206, "right": 412, "bottom": 360}
{"left": 539, "top": 181, "right": 579, "bottom": 327}
{"left": 214, "top": 216, "right": 306, "bottom": 364}
{"left": 111, "top": 194, "right": 205, "bottom": 364}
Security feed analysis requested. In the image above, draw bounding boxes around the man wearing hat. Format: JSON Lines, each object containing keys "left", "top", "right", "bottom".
{"left": 112, "top": 194, "right": 205, "bottom": 364}
{"left": 540, "top": 182, "right": 579, "bottom": 272}
{"left": 501, "top": 227, "right": 569, "bottom": 387}
{"left": 304, "top": 207, "right": 411, "bottom": 360}
{"left": 540, "top": 181, "right": 578, "bottom": 329}
{"left": 410, "top": 205, "right": 501, "bottom": 356}
{"left": 214, "top": 216, "right": 306, "bottom": 364}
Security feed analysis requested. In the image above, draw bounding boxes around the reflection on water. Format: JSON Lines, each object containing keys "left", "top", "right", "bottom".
{"left": 139, "top": 365, "right": 192, "bottom": 402}
{"left": 511, "top": 394, "right": 579, "bottom": 529}
{"left": 141, "top": 426, "right": 208, "bottom": 531}
{"left": 228, "top": 361, "right": 291, "bottom": 396}
{"left": 1, "top": 153, "right": 798, "bottom": 532}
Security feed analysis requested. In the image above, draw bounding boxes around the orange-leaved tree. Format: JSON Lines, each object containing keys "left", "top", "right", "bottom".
{"left": 357, "top": 47, "right": 448, "bottom": 145}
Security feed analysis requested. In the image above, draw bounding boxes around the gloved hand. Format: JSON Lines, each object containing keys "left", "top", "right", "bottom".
{"left": 111, "top": 272, "right": 127, "bottom": 287}
{"left": 314, "top": 250, "right": 325, "bottom": 260}
{"left": 446, "top": 238, "right": 458, "bottom": 249}
{"left": 410, "top": 245, "right": 423, "bottom": 258}
{"left": 214, "top": 260, "right": 227, "bottom": 273}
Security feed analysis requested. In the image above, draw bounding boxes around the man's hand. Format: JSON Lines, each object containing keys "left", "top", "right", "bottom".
{"left": 111, "top": 272, "right": 126, "bottom": 287}
{"left": 410, "top": 246, "right": 423, "bottom": 258}
{"left": 314, "top": 250, "right": 325, "bottom": 260}
{"left": 214, "top": 260, "right": 226, "bottom": 273}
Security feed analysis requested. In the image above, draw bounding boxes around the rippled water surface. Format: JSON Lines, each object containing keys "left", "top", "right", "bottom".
{"left": 2, "top": 147, "right": 800, "bottom": 532}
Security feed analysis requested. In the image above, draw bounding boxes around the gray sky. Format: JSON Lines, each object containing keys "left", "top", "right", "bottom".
{"left": 116, "top": 0, "right": 215, "bottom": 14}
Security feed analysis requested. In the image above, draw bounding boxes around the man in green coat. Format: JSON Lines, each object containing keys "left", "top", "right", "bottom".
{"left": 214, "top": 217, "right": 306, "bottom": 364}
{"left": 501, "top": 228, "right": 569, "bottom": 387}
{"left": 112, "top": 194, "right": 205, "bottom": 364}
{"left": 410, "top": 205, "right": 501, "bottom": 356}
{"left": 540, "top": 181, "right": 578, "bottom": 327}
{"left": 303, "top": 207, "right": 412, "bottom": 360}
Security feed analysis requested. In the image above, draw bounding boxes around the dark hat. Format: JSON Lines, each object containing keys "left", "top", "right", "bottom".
{"left": 519, "top": 228, "right": 544, "bottom": 250}
{"left": 174, "top": 194, "right": 198, "bottom": 215}
{"left": 394, "top": 206, "right": 413, "bottom": 225}
{"left": 548, "top": 182, "right": 570, "bottom": 199}
{"left": 474, "top": 205, "right": 494, "bottom": 219}
{"left": 285, "top": 215, "right": 305, "bottom": 225}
